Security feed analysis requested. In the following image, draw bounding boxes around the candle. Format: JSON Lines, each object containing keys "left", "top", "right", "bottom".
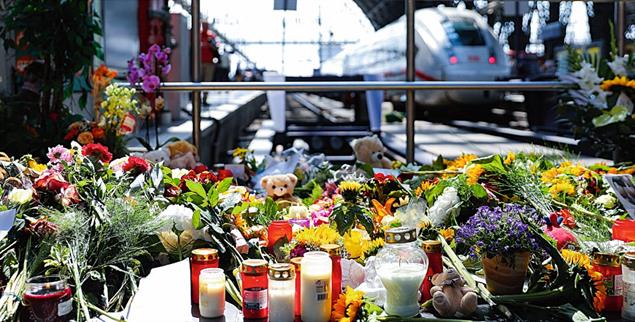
{"left": 320, "top": 244, "right": 343, "bottom": 305}
{"left": 241, "top": 259, "right": 269, "bottom": 319}
{"left": 290, "top": 257, "right": 303, "bottom": 319}
{"left": 23, "top": 275, "right": 73, "bottom": 321}
{"left": 190, "top": 248, "right": 219, "bottom": 305}
{"left": 199, "top": 268, "right": 225, "bottom": 318}
{"left": 301, "top": 251, "right": 332, "bottom": 322}
{"left": 378, "top": 263, "right": 426, "bottom": 317}
{"left": 268, "top": 263, "right": 295, "bottom": 322}
{"left": 622, "top": 252, "right": 635, "bottom": 320}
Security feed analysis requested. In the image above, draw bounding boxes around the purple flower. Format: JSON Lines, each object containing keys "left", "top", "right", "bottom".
{"left": 161, "top": 64, "right": 172, "bottom": 76}
{"left": 127, "top": 60, "right": 140, "bottom": 84}
{"left": 141, "top": 53, "right": 154, "bottom": 70}
{"left": 148, "top": 44, "right": 161, "bottom": 54}
{"left": 142, "top": 75, "right": 160, "bottom": 93}
{"left": 156, "top": 51, "right": 169, "bottom": 65}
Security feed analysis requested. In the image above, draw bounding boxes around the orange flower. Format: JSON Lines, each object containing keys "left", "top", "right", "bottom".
{"left": 91, "top": 126, "right": 105, "bottom": 139}
{"left": 331, "top": 286, "right": 364, "bottom": 322}
{"left": 466, "top": 164, "right": 485, "bottom": 185}
{"left": 77, "top": 131, "right": 94, "bottom": 145}
{"left": 600, "top": 75, "right": 635, "bottom": 91}
{"left": 92, "top": 64, "right": 118, "bottom": 97}
{"left": 371, "top": 198, "right": 395, "bottom": 224}
{"left": 439, "top": 227, "right": 454, "bottom": 241}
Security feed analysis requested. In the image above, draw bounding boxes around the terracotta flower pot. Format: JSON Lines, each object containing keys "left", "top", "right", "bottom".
{"left": 481, "top": 251, "right": 531, "bottom": 295}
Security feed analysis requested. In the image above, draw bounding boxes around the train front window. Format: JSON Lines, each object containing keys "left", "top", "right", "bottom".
{"left": 443, "top": 19, "right": 485, "bottom": 47}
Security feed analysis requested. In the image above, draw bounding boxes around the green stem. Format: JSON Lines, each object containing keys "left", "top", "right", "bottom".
{"left": 71, "top": 255, "right": 92, "bottom": 320}
{"left": 86, "top": 302, "right": 123, "bottom": 321}
{"left": 379, "top": 317, "right": 475, "bottom": 322}
{"left": 491, "top": 287, "right": 565, "bottom": 304}
{"left": 552, "top": 200, "right": 615, "bottom": 223}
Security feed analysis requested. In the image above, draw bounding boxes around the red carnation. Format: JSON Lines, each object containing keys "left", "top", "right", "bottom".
{"left": 82, "top": 143, "right": 112, "bottom": 163}
{"left": 373, "top": 173, "right": 395, "bottom": 184}
{"left": 197, "top": 171, "right": 218, "bottom": 184}
{"left": 123, "top": 156, "right": 150, "bottom": 174}
{"left": 217, "top": 169, "right": 233, "bottom": 180}
{"left": 193, "top": 164, "right": 208, "bottom": 173}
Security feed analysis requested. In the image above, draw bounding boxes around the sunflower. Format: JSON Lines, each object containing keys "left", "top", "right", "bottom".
{"left": 600, "top": 75, "right": 635, "bottom": 91}
{"left": 504, "top": 152, "right": 516, "bottom": 165}
{"left": 294, "top": 225, "right": 341, "bottom": 248}
{"left": 339, "top": 181, "right": 362, "bottom": 202}
{"left": 541, "top": 168, "right": 559, "bottom": 184}
{"left": 414, "top": 180, "right": 436, "bottom": 197}
{"left": 343, "top": 229, "right": 385, "bottom": 260}
{"left": 465, "top": 164, "right": 485, "bottom": 185}
{"left": 561, "top": 250, "right": 607, "bottom": 312}
{"left": 332, "top": 286, "right": 364, "bottom": 322}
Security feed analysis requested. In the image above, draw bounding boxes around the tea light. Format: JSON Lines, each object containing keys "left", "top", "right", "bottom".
{"left": 301, "top": 251, "right": 332, "bottom": 322}
{"left": 199, "top": 268, "right": 225, "bottom": 318}
{"left": 268, "top": 263, "right": 295, "bottom": 322}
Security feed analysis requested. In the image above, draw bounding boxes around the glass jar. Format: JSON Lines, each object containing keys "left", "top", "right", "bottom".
{"left": 593, "top": 252, "right": 623, "bottom": 312}
{"left": 199, "top": 268, "right": 225, "bottom": 318}
{"left": 268, "top": 220, "right": 292, "bottom": 251}
{"left": 290, "top": 257, "right": 303, "bottom": 319}
{"left": 320, "top": 244, "right": 342, "bottom": 305}
{"left": 190, "top": 248, "right": 219, "bottom": 305}
{"left": 613, "top": 219, "right": 635, "bottom": 242}
{"left": 375, "top": 227, "right": 428, "bottom": 318}
{"left": 622, "top": 252, "right": 635, "bottom": 320}
{"left": 420, "top": 240, "right": 443, "bottom": 303}
{"left": 268, "top": 263, "right": 295, "bottom": 322}
{"left": 301, "top": 251, "right": 332, "bottom": 322}
{"left": 23, "top": 275, "right": 73, "bottom": 322}
{"left": 241, "top": 259, "right": 269, "bottom": 319}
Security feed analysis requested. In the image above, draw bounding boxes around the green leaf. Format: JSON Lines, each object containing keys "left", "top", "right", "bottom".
{"left": 231, "top": 202, "right": 249, "bottom": 215}
{"left": 471, "top": 184, "right": 487, "bottom": 199}
{"left": 192, "top": 209, "right": 203, "bottom": 230}
{"left": 592, "top": 105, "right": 630, "bottom": 127}
{"left": 186, "top": 181, "right": 206, "bottom": 198}
{"left": 357, "top": 208, "right": 375, "bottom": 235}
{"left": 332, "top": 204, "right": 354, "bottom": 235}
{"left": 302, "top": 181, "right": 323, "bottom": 206}
{"left": 216, "top": 177, "right": 233, "bottom": 194}
{"left": 473, "top": 154, "right": 505, "bottom": 173}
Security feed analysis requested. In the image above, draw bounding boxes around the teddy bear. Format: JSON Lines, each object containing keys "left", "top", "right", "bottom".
{"left": 350, "top": 135, "right": 392, "bottom": 169}
{"left": 142, "top": 149, "right": 170, "bottom": 165}
{"left": 430, "top": 268, "right": 478, "bottom": 318}
{"left": 165, "top": 140, "right": 199, "bottom": 169}
{"left": 260, "top": 173, "right": 301, "bottom": 204}
{"left": 166, "top": 140, "right": 198, "bottom": 158}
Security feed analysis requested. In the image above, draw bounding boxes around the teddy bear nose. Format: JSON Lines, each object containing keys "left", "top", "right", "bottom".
{"left": 377, "top": 153, "right": 383, "bottom": 160}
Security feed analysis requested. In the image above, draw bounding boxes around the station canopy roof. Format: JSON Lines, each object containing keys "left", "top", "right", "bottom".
{"left": 352, "top": 0, "right": 448, "bottom": 30}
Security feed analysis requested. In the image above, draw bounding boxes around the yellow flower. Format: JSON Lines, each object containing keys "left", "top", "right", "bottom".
{"left": 600, "top": 75, "right": 635, "bottom": 91}
{"left": 77, "top": 131, "right": 94, "bottom": 145}
{"left": 28, "top": 160, "right": 47, "bottom": 173}
{"left": 446, "top": 154, "right": 478, "bottom": 171}
{"left": 7, "top": 188, "right": 33, "bottom": 204}
{"left": 439, "top": 227, "right": 455, "bottom": 241}
{"left": 465, "top": 164, "right": 485, "bottom": 185}
{"left": 338, "top": 181, "right": 362, "bottom": 193}
{"left": 504, "top": 152, "right": 516, "bottom": 165}
{"left": 294, "top": 225, "right": 341, "bottom": 248}
{"left": 548, "top": 180, "right": 575, "bottom": 198}
{"left": 561, "top": 249, "right": 590, "bottom": 267}
{"left": 232, "top": 147, "right": 249, "bottom": 159}
{"left": 414, "top": 180, "right": 436, "bottom": 197}
{"left": 332, "top": 286, "right": 364, "bottom": 322}
{"left": 541, "top": 168, "right": 559, "bottom": 183}
{"left": 343, "top": 229, "right": 368, "bottom": 259}
{"left": 560, "top": 250, "right": 606, "bottom": 312}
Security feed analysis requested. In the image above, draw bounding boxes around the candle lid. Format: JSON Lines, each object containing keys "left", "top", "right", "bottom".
{"left": 191, "top": 248, "right": 218, "bottom": 261}
{"left": 623, "top": 252, "right": 635, "bottom": 269}
{"left": 593, "top": 252, "right": 621, "bottom": 267}
{"left": 384, "top": 226, "right": 417, "bottom": 244}
{"left": 290, "top": 257, "right": 302, "bottom": 268}
{"left": 422, "top": 240, "right": 442, "bottom": 253}
{"left": 241, "top": 259, "right": 268, "bottom": 275}
{"left": 320, "top": 244, "right": 341, "bottom": 256}
{"left": 268, "top": 263, "right": 295, "bottom": 280}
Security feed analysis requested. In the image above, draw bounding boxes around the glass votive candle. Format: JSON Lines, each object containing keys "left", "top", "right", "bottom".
{"left": 190, "top": 248, "right": 219, "bottom": 305}
{"left": 241, "top": 259, "right": 269, "bottom": 319}
{"left": 268, "top": 220, "right": 292, "bottom": 251}
{"left": 320, "top": 244, "right": 342, "bottom": 305}
{"left": 199, "top": 268, "right": 226, "bottom": 318}
{"left": 23, "top": 275, "right": 73, "bottom": 322}
{"left": 301, "top": 251, "right": 332, "bottom": 322}
{"left": 290, "top": 257, "right": 303, "bottom": 319}
{"left": 268, "top": 263, "right": 295, "bottom": 322}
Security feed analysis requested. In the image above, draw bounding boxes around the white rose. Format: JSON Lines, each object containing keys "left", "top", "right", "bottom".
{"left": 428, "top": 187, "right": 460, "bottom": 227}
{"left": 8, "top": 188, "right": 33, "bottom": 205}
{"left": 171, "top": 168, "right": 190, "bottom": 179}
{"left": 157, "top": 204, "right": 194, "bottom": 232}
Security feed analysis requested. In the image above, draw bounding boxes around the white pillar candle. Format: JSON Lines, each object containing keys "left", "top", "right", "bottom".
{"left": 301, "top": 251, "right": 332, "bottom": 322}
{"left": 268, "top": 282, "right": 295, "bottom": 322}
{"left": 377, "top": 263, "right": 426, "bottom": 317}
{"left": 199, "top": 268, "right": 225, "bottom": 318}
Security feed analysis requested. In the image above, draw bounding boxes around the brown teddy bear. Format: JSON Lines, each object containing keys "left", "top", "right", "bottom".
{"left": 166, "top": 141, "right": 198, "bottom": 169}
{"left": 350, "top": 135, "right": 392, "bottom": 168}
{"left": 260, "top": 173, "right": 300, "bottom": 203}
{"left": 430, "top": 268, "right": 478, "bottom": 318}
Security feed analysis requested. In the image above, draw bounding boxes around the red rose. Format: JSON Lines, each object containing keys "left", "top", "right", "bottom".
{"left": 217, "top": 169, "right": 233, "bottom": 180}
{"left": 193, "top": 164, "right": 208, "bottom": 174}
{"left": 197, "top": 171, "right": 218, "bottom": 184}
{"left": 373, "top": 173, "right": 395, "bottom": 184}
{"left": 64, "top": 127, "right": 79, "bottom": 141}
{"left": 123, "top": 156, "right": 150, "bottom": 174}
{"left": 34, "top": 172, "right": 70, "bottom": 193}
{"left": 82, "top": 143, "right": 112, "bottom": 163}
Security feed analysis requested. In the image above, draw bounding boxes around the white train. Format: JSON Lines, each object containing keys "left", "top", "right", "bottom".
{"left": 322, "top": 7, "right": 510, "bottom": 106}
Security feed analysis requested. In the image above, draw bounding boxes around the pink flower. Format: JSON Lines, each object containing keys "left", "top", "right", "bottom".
{"left": 148, "top": 44, "right": 161, "bottom": 54}
{"left": 47, "top": 145, "right": 72, "bottom": 164}
{"left": 57, "top": 185, "right": 80, "bottom": 207}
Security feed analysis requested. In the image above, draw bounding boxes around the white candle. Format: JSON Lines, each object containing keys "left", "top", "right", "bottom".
{"left": 268, "top": 284, "right": 295, "bottom": 322}
{"left": 301, "top": 251, "right": 332, "bottom": 322}
{"left": 199, "top": 268, "right": 225, "bottom": 318}
{"left": 377, "top": 263, "right": 426, "bottom": 317}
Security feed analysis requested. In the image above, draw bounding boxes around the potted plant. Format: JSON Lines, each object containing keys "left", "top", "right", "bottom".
{"left": 456, "top": 203, "right": 541, "bottom": 295}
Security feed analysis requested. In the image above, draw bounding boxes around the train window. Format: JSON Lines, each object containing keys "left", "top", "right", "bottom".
{"left": 442, "top": 19, "right": 485, "bottom": 47}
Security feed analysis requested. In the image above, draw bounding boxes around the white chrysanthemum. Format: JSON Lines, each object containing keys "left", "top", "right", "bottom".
{"left": 594, "top": 194, "right": 617, "bottom": 209}
{"left": 7, "top": 188, "right": 32, "bottom": 205}
{"left": 428, "top": 187, "right": 461, "bottom": 227}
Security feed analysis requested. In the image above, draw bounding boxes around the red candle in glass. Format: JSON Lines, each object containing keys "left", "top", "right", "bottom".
{"left": 290, "top": 257, "right": 303, "bottom": 320}
{"left": 593, "top": 253, "right": 623, "bottom": 312}
{"left": 190, "top": 248, "right": 219, "bottom": 305}
{"left": 321, "top": 244, "right": 342, "bottom": 305}
{"left": 420, "top": 240, "right": 443, "bottom": 302}
{"left": 23, "top": 275, "right": 73, "bottom": 322}
{"left": 268, "top": 220, "right": 292, "bottom": 251}
{"left": 241, "top": 259, "right": 269, "bottom": 319}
